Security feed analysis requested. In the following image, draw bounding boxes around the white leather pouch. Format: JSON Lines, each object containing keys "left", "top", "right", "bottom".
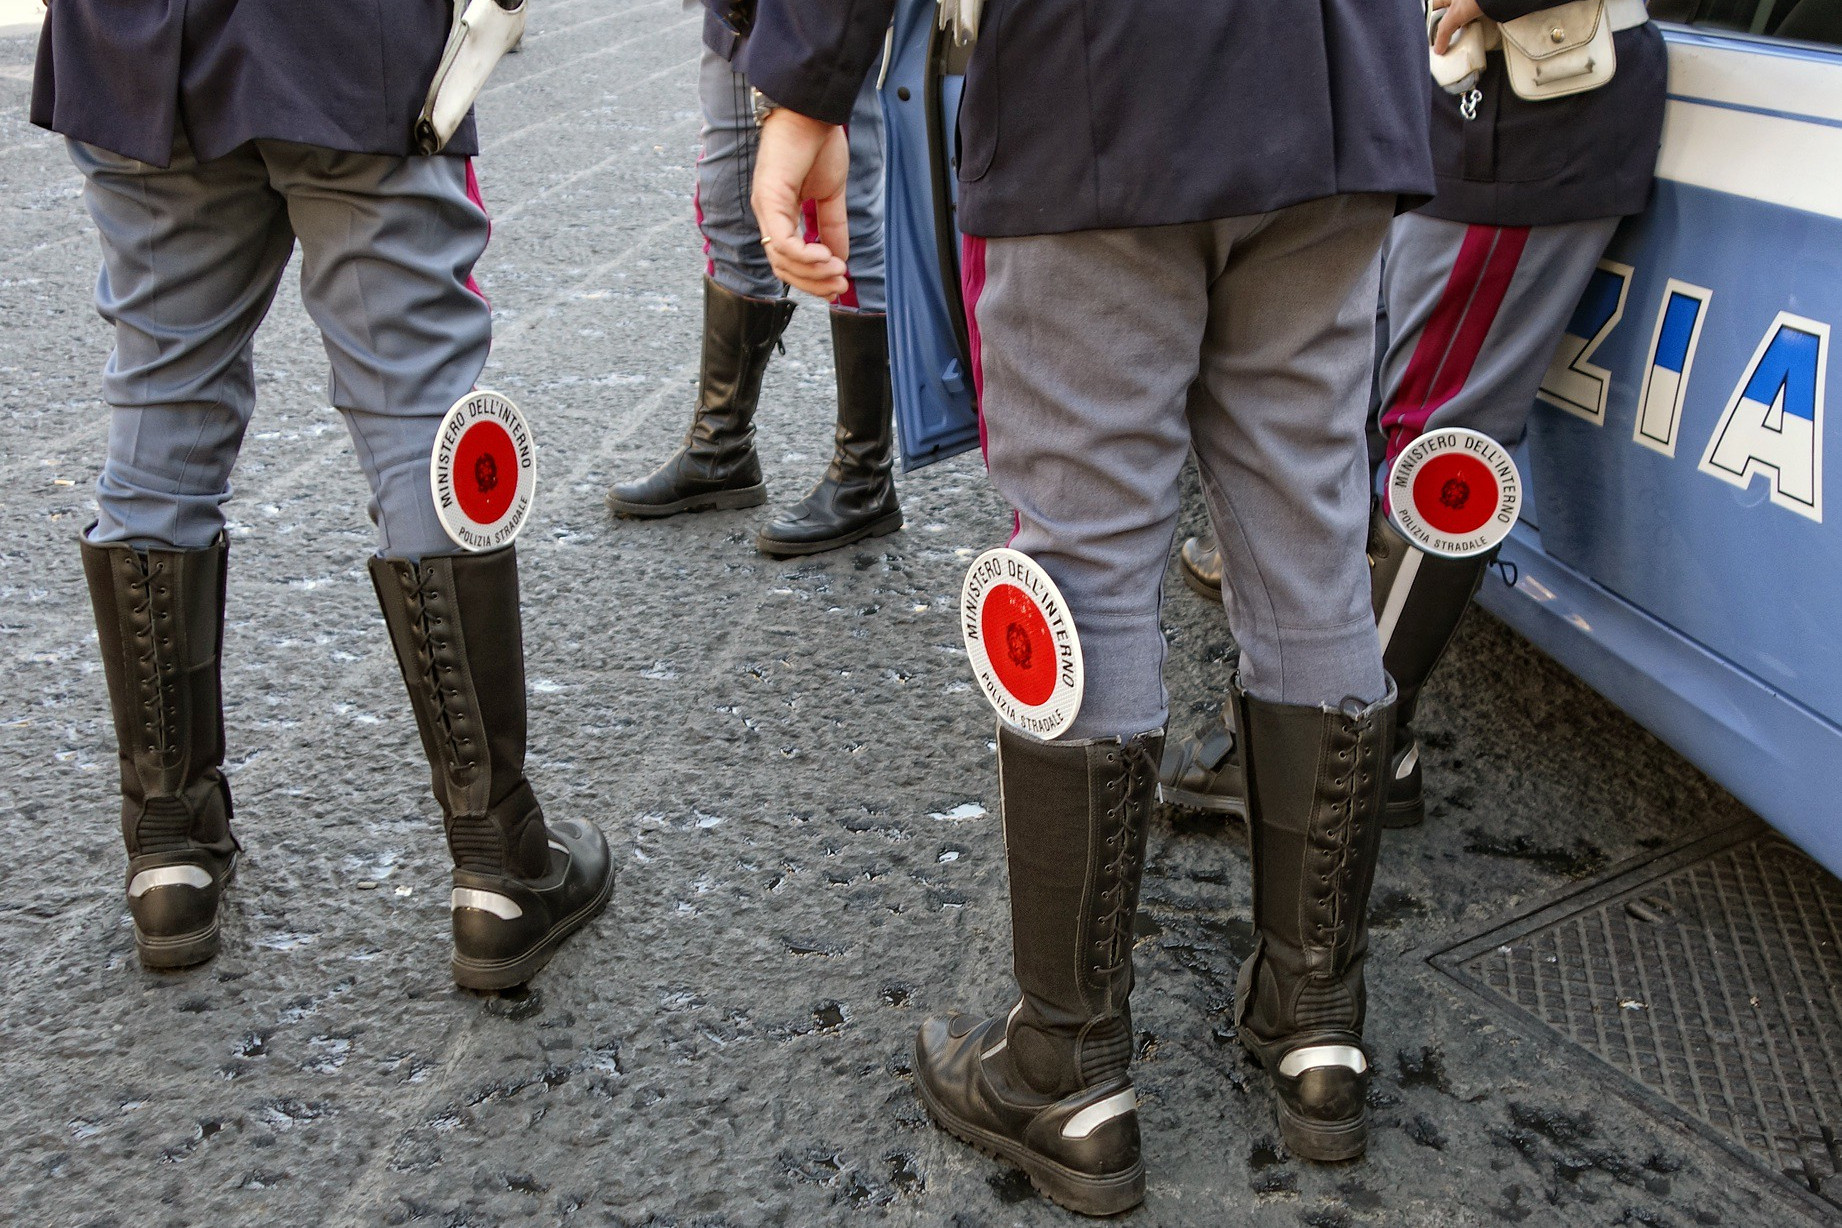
{"left": 417, "top": 0, "right": 529, "bottom": 155}
{"left": 1428, "top": 3, "right": 1494, "bottom": 95}
{"left": 1498, "top": 0, "right": 1615, "bottom": 100}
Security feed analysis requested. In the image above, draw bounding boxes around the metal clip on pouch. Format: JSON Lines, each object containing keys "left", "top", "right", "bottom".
{"left": 417, "top": 0, "right": 528, "bottom": 155}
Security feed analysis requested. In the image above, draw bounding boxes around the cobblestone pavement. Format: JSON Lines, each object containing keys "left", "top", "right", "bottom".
{"left": 0, "top": 7, "right": 1825, "bottom": 1226}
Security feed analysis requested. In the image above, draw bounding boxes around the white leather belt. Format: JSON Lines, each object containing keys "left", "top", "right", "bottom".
{"left": 1608, "top": 0, "right": 1650, "bottom": 32}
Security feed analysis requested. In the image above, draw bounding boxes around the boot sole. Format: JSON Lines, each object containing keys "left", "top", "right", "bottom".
{"left": 1179, "top": 565, "right": 1223, "bottom": 604}
{"left": 605, "top": 485, "right": 767, "bottom": 519}
{"left": 912, "top": 1049, "right": 1144, "bottom": 1217}
{"left": 1156, "top": 782, "right": 1247, "bottom": 819}
{"left": 451, "top": 862, "right": 617, "bottom": 992}
{"left": 754, "top": 509, "right": 903, "bottom": 558}
{"left": 135, "top": 920, "right": 221, "bottom": 970}
{"left": 1382, "top": 792, "right": 1425, "bottom": 830}
{"left": 1277, "top": 1100, "right": 1369, "bottom": 1163}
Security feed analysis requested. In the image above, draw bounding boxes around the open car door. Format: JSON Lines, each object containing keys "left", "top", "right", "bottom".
{"left": 880, "top": 0, "right": 980, "bottom": 471}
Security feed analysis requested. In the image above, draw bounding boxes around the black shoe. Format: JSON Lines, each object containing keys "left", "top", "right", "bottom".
{"left": 606, "top": 276, "right": 794, "bottom": 518}
{"left": 1383, "top": 731, "right": 1423, "bottom": 829}
{"left": 450, "top": 816, "right": 613, "bottom": 990}
{"left": 915, "top": 727, "right": 1161, "bottom": 1217}
{"left": 1368, "top": 505, "right": 1493, "bottom": 829}
{"left": 1156, "top": 708, "right": 1246, "bottom": 817}
{"left": 82, "top": 531, "right": 241, "bottom": 970}
{"left": 915, "top": 1014, "right": 1143, "bottom": 1216}
{"left": 371, "top": 546, "right": 615, "bottom": 989}
{"left": 756, "top": 308, "right": 902, "bottom": 557}
{"left": 1233, "top": 679, "right": 1394, "bottom": 1161}
{"left": 1178, "top": 534, "right": 1222, "bottom": 602}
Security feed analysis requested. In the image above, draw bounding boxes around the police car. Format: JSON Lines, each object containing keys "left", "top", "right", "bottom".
{"left": 881, "top": 0, "right": 1842, "bottom": 875}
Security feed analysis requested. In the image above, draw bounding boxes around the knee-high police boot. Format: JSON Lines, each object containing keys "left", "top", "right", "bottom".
{"left": 914, "top": 726, "right": 1162, "bottom": 1217}
{"left": 81, "top": 533, "right": 240, "bottom": 970}
{"left": 755, "top": 307, "right": 903, "bottom": 557}
{"left": 1368, "top": 506, "right": 1495, "bottom": 828}
{"left": 370, "top": 546, "right": 614, "bottom": 990}
{"left": 605, "top": 276, "right": 795, "bottom": 517}
{"left": 1234, "top": 679, "right": 1393, "bottom": 1162}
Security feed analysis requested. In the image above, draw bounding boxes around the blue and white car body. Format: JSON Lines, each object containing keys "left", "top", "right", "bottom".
{"left": 1491, "top": 23, "right": 1842, "bottom": 874}
{"left": 878, "top": 8, "right": 1842, "bottom": 873}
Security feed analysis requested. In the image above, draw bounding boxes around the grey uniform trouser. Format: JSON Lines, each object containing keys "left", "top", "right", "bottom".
{"left": 1376, "top": 211, "right": 1622, "bottom": 467}
{"left": 971, "top": 194, "right": 1396, "bottom": 740}
{"left": 72, "top": 134, "right": 493, "bottom": 560}
{"left": 695, "top": 45, "right": 885, "bottom": 311}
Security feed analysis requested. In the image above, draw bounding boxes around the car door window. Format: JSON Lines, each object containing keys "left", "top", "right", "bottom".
{"left": 1653, "top": 0, "right": 1842, "bottom": 45}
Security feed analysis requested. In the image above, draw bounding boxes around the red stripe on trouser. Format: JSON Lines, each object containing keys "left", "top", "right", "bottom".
{"left": 694, "top": 148, "right": 714, "bottom": 280}
{"left": 801, "top": 199, "right": 859, "bottom": 309}
{"left": 1380, "top": 224, "right": 1530, "bottom": 466}
{"left": 959, "top": 234, "right": 1017, "bottom": 539}
{"left": 463, "top": 159, "right": 491, "bottom": 306}
{"left": 960, "top": 234, "right": 988, "bottom": 462}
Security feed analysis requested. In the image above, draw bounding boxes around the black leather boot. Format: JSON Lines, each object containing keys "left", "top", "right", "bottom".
{"left": 915, "top": 726, "right": 1162, "bottom": 1217}
{"left": 606, "top": 276, "right": 795, "bottom": 518}
{"left": 1156, "top": 704, "right": 1246, "bottom": 818}
{"left": 755, "top": 308, "right": 903, "bottom": 557}
{"left": 1177, "top": 534, "right": 1223, "bottom": 602}
{"left": 1368, "top": 506, "right": 1495, "bottom": 828}
{"left": 370, "top": 546, "right": 614, "bottom": 990}
{"left": 81, "top": 532, "right": 240, "bottom": 970}
{"left": 1234, "top": 679, "right": 1393, "bottom": 1162}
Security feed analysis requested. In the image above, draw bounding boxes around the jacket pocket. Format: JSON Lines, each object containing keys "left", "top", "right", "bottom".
{"left": 957, "top": 6, "right": 1000, "bottom": 183}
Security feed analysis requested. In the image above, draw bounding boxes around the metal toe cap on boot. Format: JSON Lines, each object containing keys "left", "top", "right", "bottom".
{"left": 126, "top": 849, "right": 236, "bottom": 969}
{"left": 450, "top": 817, "right": 615, "bottom": 991}
{"left": 913, "top": 1014, "right": 1145, "bottom": 1216}
{"left": 1266, "top": 1043, "right": 1372, "bottom": 1162}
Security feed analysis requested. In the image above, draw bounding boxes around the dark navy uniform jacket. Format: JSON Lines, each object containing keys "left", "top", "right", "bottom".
{"left": 1421, "top": 0, "right": 1666, "bottom": 226}
{"left": 31, "top": 0, "right": 476, "bottom": 167}
{"left": 741, "top": 0, "right": 1436, "bottom": 238}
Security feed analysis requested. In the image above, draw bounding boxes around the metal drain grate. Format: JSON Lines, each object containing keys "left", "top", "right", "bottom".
{"left": 1435, "top": 824, "right": 1842, "bottom": 1210}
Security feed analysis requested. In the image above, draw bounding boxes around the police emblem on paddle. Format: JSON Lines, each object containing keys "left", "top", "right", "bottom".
{"left": 1387, "top": 427, "right": 1522, "bottom": 558}
{"left": 431, "top": 390, "right": 536, "bottom": 551}
{"left": 961, "top": 549, "right": 1084, "bottom": 739}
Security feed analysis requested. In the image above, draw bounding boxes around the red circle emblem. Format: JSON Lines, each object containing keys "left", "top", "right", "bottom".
{"left": 979, "top": 583, "right": 1056, "bottom": 707}
{"left": 453, "top": 420, "right": 517, "bottom": 525}
{"left": 1411, "top": 452, "right": 1498, "bottom": 537}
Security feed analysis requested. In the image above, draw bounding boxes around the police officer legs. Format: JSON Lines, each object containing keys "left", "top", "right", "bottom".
{"left": 1164, "top": 0, "right": 1665, "bottom": 828}
{"left": 970, "top": 205, "right": 1400, "bottom": 1189}
{"left": 71, "top": 136, "right": 613, "bottom": 985}
{"left": 757, "top": 152, "right": 1401, "bottom": 1219}
{"left": 1164, "top": 218, "right": 1626, "bottom": 825}
{"left": 605, "top": 40, "right": 901, "bottom": 558}
{"left": 1365, "top": 212, "right": 1622, "bottom": 823}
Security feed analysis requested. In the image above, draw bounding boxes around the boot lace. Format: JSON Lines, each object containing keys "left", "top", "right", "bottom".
{"left": 395, "top": 565, "right": 479, "bottom": 778}
{"left": 124, "top": 554, "right": 182, "bottom": 774}
{"left": 1092, "top": 738, "right": 1158, "bottom": 975}
{"left": 1310, "top": 701, "right": 1382, "bottom": 953}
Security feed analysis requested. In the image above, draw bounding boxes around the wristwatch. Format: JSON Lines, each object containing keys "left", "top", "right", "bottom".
{"left": 751, "top": 87, "right": 779, "bottom": 128}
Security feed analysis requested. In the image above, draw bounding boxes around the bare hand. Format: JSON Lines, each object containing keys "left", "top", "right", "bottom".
{"left": 1431, "top": 0, "right": 1485, "bottom": 55}
{"left": 751, "top": 109, "right": 852, "bottom": 301}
